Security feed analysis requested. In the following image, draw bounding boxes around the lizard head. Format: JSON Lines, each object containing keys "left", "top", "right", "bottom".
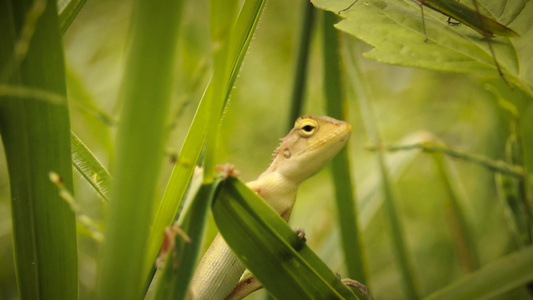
{"left": 267, "top": 115, "right": 352, "bottom": 184}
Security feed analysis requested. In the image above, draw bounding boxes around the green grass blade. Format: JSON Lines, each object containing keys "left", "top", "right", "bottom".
{"left": 213, "top": 177, "right": 359, "bottom": 299}
{"left": 358, "top": 131, "right": 433, "bottom": 229}
{"left": 344, "top": 36, "right": 420, "bottom": 299}
{"left": 71, "top": 132, "right": 111, "bottom": 202}
{"left": 424, "top": 245, "right": 533, "bottom": 300}
{"left": 143, "top": 83, "right": 212, "bottom": 279}
{"left": 432, "top": 153, "right": 480, "bottom": 272}
{"left": 144, "top": 0, "right": 266, "bottom": 279}
{"left": 57, "top": 0, "right": 87, "bottom": 35}
{"left": 0, "top": 0, "right": 78, "bottom": 298}
{"left": 203, "top": 0, "right": 239, "bottom": 181}
{"left": 288, "top": 0, "right": 316, "bottom": 129}
{"left": 225, "top": 0, "right": 265, "bottom": 102}
{"left": 96, "top": 0, "right": 184, "bottom": 298}
{"left": 154, "top": 177, "right": 221, "bottom": 300}
{"left": 322, "top": 10, "right": 368, "bottom": 284}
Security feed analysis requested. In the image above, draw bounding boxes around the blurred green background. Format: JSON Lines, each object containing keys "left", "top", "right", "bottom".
{"left": 1, "top": 0, "right": 532, "bottom": 299}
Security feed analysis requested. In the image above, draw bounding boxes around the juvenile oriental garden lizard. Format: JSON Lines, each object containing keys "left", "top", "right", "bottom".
{"left": 189, "top": 115, "right": 353, "bottom": 299}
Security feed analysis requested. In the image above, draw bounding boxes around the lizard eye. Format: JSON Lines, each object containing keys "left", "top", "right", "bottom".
{"left": 297, "top": 119, "right": 318, "bottom": 137}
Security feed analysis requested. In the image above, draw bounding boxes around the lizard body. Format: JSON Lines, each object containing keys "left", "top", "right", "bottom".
{"left": 189, "top": 115, "right": 352, "bottom": 299}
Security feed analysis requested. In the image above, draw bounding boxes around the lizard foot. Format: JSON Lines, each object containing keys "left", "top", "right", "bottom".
{"left": 341, "top": 277, "right": 373, "bottom": 300}
{"left": 225, "top": 276, "right": 262, "bottom": 300}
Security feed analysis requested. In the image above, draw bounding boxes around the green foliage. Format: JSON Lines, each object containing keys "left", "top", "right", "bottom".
{"left": 313, "top": 0, "right": 533, "bottom": 96}
{"left": 71, "top": 132, "right": 111, "bottom": 202}
{"left": 95, "top": 0, "right": 185, "bottom": 298}
{"left": 322, "top": 10, "right": 368, "bottom": 284}
{"left": 1, "top": 0, "right": 533, "bottom": 299}
{"left": 0, "top": 0, "right": 78, "bottom": 299}
{"left": 212, "top": 177, "right": 359, "bottom": 299}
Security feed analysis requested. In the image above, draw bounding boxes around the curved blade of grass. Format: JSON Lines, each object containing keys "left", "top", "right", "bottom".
{"left": 358, "top": 131, "right": 433, "bottom": 228}
{"left": 204, "top": 0, "right": 266, "bottom": 180}
{"left": 154, "top": 176, "right": 222, "bottom": 300}
{"left": 213, "top": 177, "right": 359, "bottom": 299}
{"left": 96, "top": 0, "right": 184, "bottom": 298}
{"left": 224, "top": 0, "right": 266, "bottom": 103}
{"left": 424, "top": 245, "right": 533, "bottom": 300}
{"left": 202, "top": 0, "right": 239, "bottom": 182}
{"left": 432, "top": 153, "right": 480, "bottom": 272}
{"left": 144, "top": 0, "right": 266, "bottom": 280}
{"left": 344, "top": 34, "right": 420, "bottom": 299}
{"left": 71, "top": 131, "right": 111, "bottom": 202}
{"left": 322, "top": 10, "right": 368, "bottom": 284}
{"left": 0, "top": 0, "right": 78, "bottom": 298}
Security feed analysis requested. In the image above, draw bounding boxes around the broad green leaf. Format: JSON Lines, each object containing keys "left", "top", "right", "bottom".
{"left": 424, "top": 245, "right": 533, "bottom": 300}
{"left": 419, "top": 0, "right": 518, "bottom": 37}
{"left": 96, "top": 0, "right": 184, "bottom": 298}
{"left": 0, "top": 0, "right": 78, "bottom": 298}
{"left": 213, "top": 177, "right": 359, "bottom": 299}
{"left": 312, "top": 0, "right": 533, "bottom": 97}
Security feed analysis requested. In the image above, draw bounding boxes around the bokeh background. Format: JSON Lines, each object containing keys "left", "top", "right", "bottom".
{"left": 1, "top": 0, "right": 532, "bottom": 299}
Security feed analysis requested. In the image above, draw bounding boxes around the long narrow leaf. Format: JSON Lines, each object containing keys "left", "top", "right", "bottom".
{"left": 288, "top": 0, "right": 315, "bottom": 128}
{"left": 322, "top": 10, "right": 368, "bottom": 284}
{"left": 432, "top": 153, "right": 480, "bottom": 272}
{"left": 154, "top": 175, "right": 222, "bottom": 300}
{"left": 0, "top": 0, "right": 78, "bottom": 298}
{"left": 344, "top": 35, "right": 420, "bottom": 299}
{"left": 71, "top": 132, "right": 111, "bottom": 202}
{"left": 213, "top": 177, "right": 359, "bottom": 299}
{"left": 96, "top": 0, "right": 184, "bottom": 298}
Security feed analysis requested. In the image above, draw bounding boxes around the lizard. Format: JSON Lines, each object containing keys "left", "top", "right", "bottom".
{"left": 189, "top": 115, "right": 353, "bottom": 299}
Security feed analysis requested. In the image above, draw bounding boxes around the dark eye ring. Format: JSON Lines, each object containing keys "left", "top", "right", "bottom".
{"left": 302, "top": 125, "right": 315, "bottom": 132}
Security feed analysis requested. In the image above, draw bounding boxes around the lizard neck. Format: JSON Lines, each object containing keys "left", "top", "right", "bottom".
{"left": 248, "top": 169, "right": 299, "bottom": 217}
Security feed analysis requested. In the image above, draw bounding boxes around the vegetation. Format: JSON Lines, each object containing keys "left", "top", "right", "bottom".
{"left": 0, "top": 0, "right": 532, "bottom": 299}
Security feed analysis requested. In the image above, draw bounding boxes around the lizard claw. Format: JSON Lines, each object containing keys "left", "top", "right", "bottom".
{"left": 294, "top": 228, "right": 306, "bottom": 242}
